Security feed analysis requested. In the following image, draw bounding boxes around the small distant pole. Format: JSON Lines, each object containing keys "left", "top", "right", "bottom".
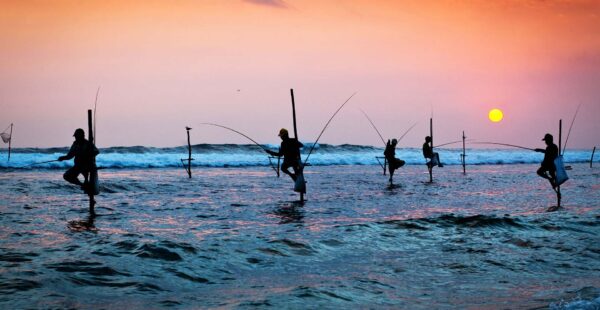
{"left": 87, "top": 110, "right": 96, "bottom": 214}
{"left": 429, "top": 117, "right": 433, "bottom": 183}
{"left": 290, "top": 89, "right": 304, "bottom": 202}
{"left": 591, "top": 147, "right": 596, "bottom": 168}
{"left": 186, "top": 127, "right": 192, "bottom": 178}
{"left": 7, "top": 123, "right": 12, "bottom": 162}
{"left": 557, "top": 119, "right": 562, "bottom": 208}
{"left": 461, "top": 130, "right": 466, "bottom": 174}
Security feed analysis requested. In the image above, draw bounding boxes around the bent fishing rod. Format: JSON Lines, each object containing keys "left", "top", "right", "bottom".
{"left": 470, "top": 141, "right": 535, "bottom": 151}
{"left": 200, "top": 123, "right": 280, "bottom": 174}
{"left": 562, "top": 102, "right": 582, "bottom": 155}
{"left": 303, "top": 92, "right": 357, "bottom": 165}
{"left": 359, "top": 109, "right": 418, "bottom": 147}
{"left": 359, "top": 109, "right": 386, "bottom": 146}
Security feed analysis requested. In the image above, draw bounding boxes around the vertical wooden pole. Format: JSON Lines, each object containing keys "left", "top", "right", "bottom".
{"left": 557, "top": 119, "right": 562, "bottom": 208}
{"left": 7, "top": 123, "right": 12, "bottom": 162}
{"left": 186, "top": 128, "right": 192, "bottom": 178}
{"left": 591, "top": 147, "right": 596, "bottom": 168}
{"left": 290, "top": 89, "right": 304, "bottom": 202}
{"left": 462, "top": 130, "right": 466, "bottom": 174}
{"left": 383, "top": 158, "right": 387, "bottom": 175}
{"left": 87, "top": 110, "right": 95, "bottom": 214}
{"left": 429, "top": 118, "right": 433, "bottom": 183}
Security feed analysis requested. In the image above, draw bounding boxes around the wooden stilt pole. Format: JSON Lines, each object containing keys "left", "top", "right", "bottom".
{"left": 557, "top": 119, "right": 562, "bottom": 208}
{"left": 7, "top": 123, "right": 12, "bottom": 162}
{"left": 462, "top": 130, "right": 466, "bottom": 174}
{"left": 87, "top": 110, "right": 96, "bottom": 215}
{"left": 591, "top": 147, "right": 596, "bottom": 168}
{"left": 429, "top": 118, "right": 433, "bottom": 183}
{"left": 290, "top": 89, "right": 304, "bottom": 202}
{"left": 383, "top": 157, "right": 387, "bottom": 175}
{"left": 186, "top": 127, "right": 192, "bottom": 178}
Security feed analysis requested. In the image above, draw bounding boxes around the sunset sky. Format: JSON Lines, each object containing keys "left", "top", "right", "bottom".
{"left": 1, "top": 0, "right": 599, "bottom": 148}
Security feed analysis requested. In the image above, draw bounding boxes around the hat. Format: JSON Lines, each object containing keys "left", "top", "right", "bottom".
{"left": 391, "top": 139, "right": 398, "bottom": 144}
{"left": 73, "top": 128, "right": 85, "bottom": 137}
{"left": 278, "top": 128, "right": 288, "bottom": 137}
{"left": 542, "top": 133, "right": 553, "bottom": 141}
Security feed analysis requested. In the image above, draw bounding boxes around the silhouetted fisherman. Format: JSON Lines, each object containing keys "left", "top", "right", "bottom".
{"left": 423, "top": 136, "right": 443, "bottom": 173}
{"left": 384, "top": 139, "right": 405, "bottom": 184}
{"left": 535, "top": 133, "right": 559, "bottom": 190}
{"left": 266, "top": 128, "right": 303, "bottom": 181}
{"left": 58, "top": 128, "right": 99, "bottom": 193}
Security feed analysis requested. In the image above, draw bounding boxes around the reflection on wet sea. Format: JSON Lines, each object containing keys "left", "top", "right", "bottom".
{"left": 1, "top": 164, "right": 599, "bottom": 308}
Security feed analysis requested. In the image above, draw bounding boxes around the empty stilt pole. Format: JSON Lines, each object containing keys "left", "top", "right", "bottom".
{"left": 591, "top": 147, "right": 596, "bottom": 168}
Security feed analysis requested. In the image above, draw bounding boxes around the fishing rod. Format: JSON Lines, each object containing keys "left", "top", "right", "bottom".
{"left": 397, "top": 121, "right": 418, "bottom": 145}
{"left": 359, "top": 109, "right": 386, "bottom": 146}
{"left": 200, "top": 122, "right": 279, "bottom": 174}
{"left": 304, "top": 92, "right": 357, "bottom": 164}
{"left": 434, "top": 139, "right": 474, "bottom": 148}
{"left": 360, "top": 108, "right": 418, "bottom": 147}
{"left": 201, "top": 123, "right": 268, "bottom": 152}
{"left": 562, "top": 103, "right": 582, "bottom": 155}
{"left": 93, "top": 87, "right": 100, "bottom": 145}
{"left": 471, "top": 141, "right": 535, "bottom": 151}
{"left": 19, "top": 159, "right": 60, "bottom": 168}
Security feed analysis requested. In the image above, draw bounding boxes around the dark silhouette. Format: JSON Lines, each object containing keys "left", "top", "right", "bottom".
{"left": 58, "top": 128, "right": 99, "bottom": 193}
{"left": 266, "top": 128, "right": 303, "bottom": 181}
{"left": 422, "top": 136, "right": 442, "bottom": 174}
{"left": 535, "top": 133, "right": 559, "bottom": 190}
{"left": 384, "top": 139, "right": 405, "bottom": 184}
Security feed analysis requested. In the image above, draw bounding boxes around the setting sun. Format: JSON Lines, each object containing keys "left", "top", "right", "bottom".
{"left": 488, "top": 108, "right": 504, "bottom": 122}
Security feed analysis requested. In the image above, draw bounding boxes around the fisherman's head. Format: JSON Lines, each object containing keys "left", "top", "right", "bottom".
{"left": 278, "top": 128, "right": 289, "bottom": 140}
{"left": 542, "top": 133, "right": 553, "bottom": 145}
{"left": 391, "top": 138, "right": 398, "bottom": 146}
{"left": 425, "top": 136, "right": 432, "bottom": 143}
{"left": 73, "top": 128, "right": 85, "bottom": 141}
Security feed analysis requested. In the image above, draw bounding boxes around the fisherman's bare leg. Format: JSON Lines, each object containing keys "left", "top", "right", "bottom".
{"left": 63, "top": 167, "right": 84, "bottom": 186}
{"left": 281, "top": 162, "right": 298, "bottom": 181}
{"left": 537, "top": 167, "right": 556, "bottom": 189}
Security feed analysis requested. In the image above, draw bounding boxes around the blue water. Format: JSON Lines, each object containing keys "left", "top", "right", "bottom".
{"left": 0, "top": 144, "right": 596, "bottom": 169}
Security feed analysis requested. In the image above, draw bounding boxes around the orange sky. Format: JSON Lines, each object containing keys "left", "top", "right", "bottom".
{"left": 1, "top": 0, "right": 599, "bottom": 148}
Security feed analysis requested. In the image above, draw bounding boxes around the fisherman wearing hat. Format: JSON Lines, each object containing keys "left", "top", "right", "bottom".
{"left": 384, "top": 138, "right": 406, "bottom": 184}
{"left": 266, "top": 128, "right": 303, "bottom": 181}
{"left": 535, "top": 133, "right": 559, "bottom": 189}
{"left": 58, "top": 128, "right": 99, "bottom": 193}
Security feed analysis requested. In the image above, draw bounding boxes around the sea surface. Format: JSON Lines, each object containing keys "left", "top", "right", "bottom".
{"left": 0, "top": 147, "right": 599, "bottom": 309}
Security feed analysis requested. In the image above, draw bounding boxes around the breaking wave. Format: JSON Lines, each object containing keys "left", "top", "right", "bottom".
{"left": 0, "top": 144, "right": 595, "bottom": 169}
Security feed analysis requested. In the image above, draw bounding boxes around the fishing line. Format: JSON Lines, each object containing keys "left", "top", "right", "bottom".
{"left": 304, "top": 92, "right": 357, "bottom": 164}
{"left": 18, "top": 159, "right": 60, "bottom": 168}
{"left": 562, "top": 102, "right": 582, "bottom": 155}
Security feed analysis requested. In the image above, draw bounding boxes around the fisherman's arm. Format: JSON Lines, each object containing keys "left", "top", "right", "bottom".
{"left": 534, "top": 148, "right": 546, "bottom": 153}
{"left": 266, "top": 148, "right": 282, "bottom": 157}
{"left": 58, "top": 144, "right": 77, "bottom": 161}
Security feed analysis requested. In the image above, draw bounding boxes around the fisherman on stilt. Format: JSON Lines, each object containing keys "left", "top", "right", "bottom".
{"left": 266, "top": 128, "right": 303, "bottom": 181}
{"left": 422, "top": 136, "right": 443, "bottom": 174}
{"left": 384, "top": 138, "right": 405, "bottom": 184}
{"left": 535, "top": 133, "right": 558, "bottom": 191}
{"left": 58, "top": 128, "right": 99, "bottom": 194}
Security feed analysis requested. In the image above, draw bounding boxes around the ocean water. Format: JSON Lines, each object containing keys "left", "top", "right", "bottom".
{"left": 0, "top": 144, "right": 597, "bottom": 169}
{"left": 0, "top": 148, "right": 599, "bottom": 309}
